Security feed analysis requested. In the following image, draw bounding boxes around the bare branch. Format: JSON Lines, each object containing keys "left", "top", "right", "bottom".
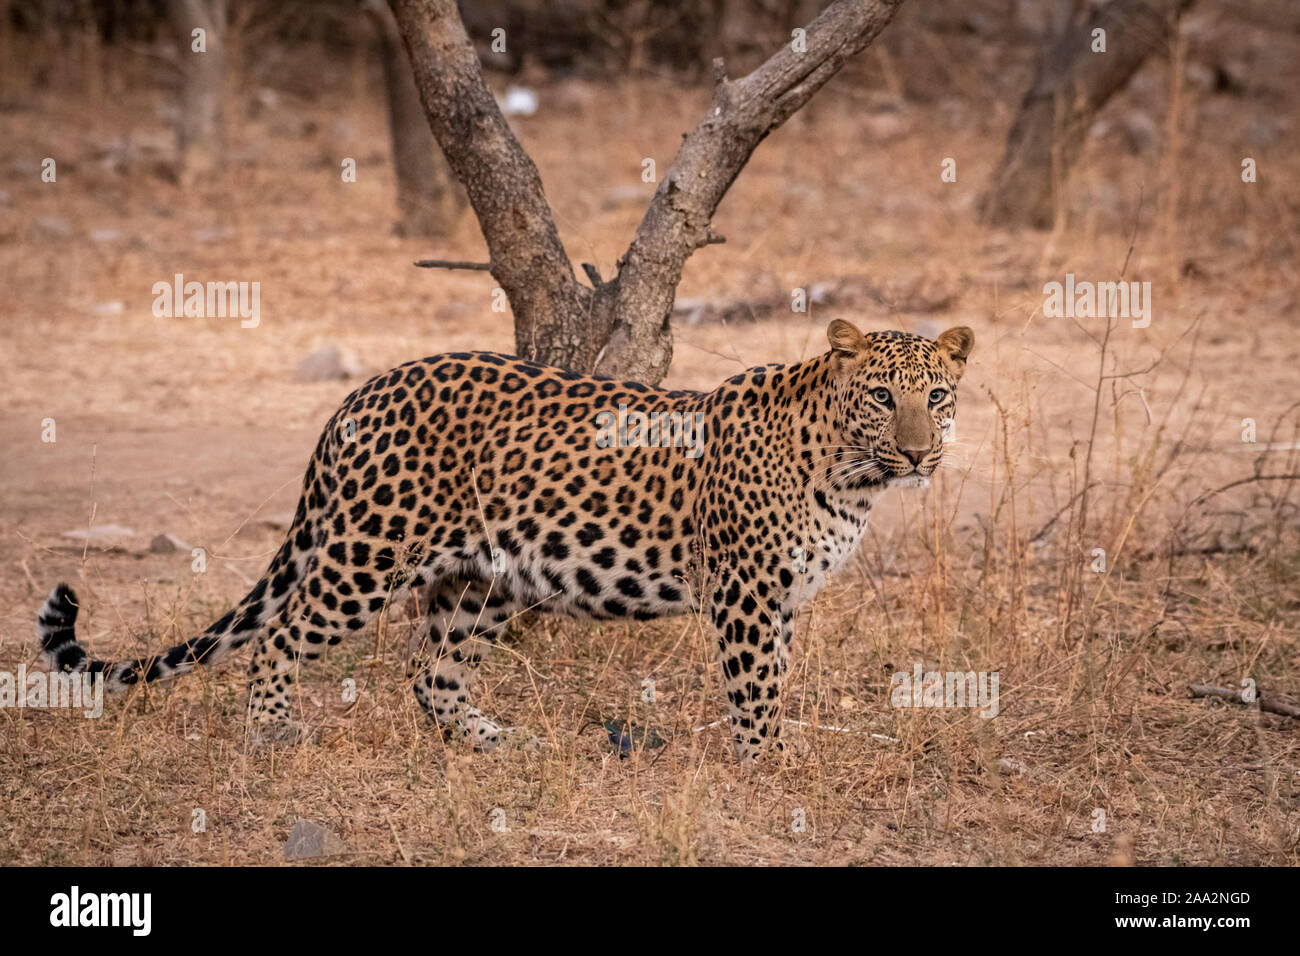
{"left": 597, "top": 0, "right": 905, "bottom": 379}
{"left": 1190, "top": 684, "right": 1300, "bottom": 720}
{"left": 414, "top": 259, "right": 492, "bottom": 271}
{"left": 1192, "top": 474, "right": 1300, "bottom": 507}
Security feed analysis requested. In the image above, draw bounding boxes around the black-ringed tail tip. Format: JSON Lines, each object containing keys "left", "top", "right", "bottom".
{"left": 37, "top": 584, "right": 86, "bottom": 673}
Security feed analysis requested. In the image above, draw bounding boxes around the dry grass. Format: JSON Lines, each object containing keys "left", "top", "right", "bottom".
{"left": 1, "top": 14, "right": 1298, "bottom": 866}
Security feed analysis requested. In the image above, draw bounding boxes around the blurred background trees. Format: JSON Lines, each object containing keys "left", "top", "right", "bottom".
{"left": 9, "top": 0, "right": 1279, "bottom": 223}
{"left": 364, "top": 0, "right": 466, "bottom": 237}
{"left": 981, "top": 0, "right": 1197, "bottom": 227}
{"left": 166, "top": 0, "right": 225, "bottom": 186}
{"left": 4, "top": 0, "right": 1291, "bottom": 374}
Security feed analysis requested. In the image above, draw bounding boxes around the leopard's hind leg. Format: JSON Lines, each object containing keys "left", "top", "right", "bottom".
{"left": 409, "top": 578, "right": 518, "bottom": 752}
{"left": 245, "top": 539, "right": 426, "bottom": 742}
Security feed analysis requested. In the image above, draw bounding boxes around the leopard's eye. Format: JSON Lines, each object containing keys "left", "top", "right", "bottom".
{"left": 928, "top": 388, "right": 949, "bottom": 406}
{"left": 870, "top": 387, "right": 893, "bottom": 408}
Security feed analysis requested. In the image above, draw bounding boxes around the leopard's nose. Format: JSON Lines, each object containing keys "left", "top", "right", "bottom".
{"left": 901, "top": 449, "right": 927, "bottom": 467}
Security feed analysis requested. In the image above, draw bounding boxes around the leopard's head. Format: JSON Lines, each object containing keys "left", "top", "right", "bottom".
{"left": 825, "top": 319, "right": 974, "bottom": 489}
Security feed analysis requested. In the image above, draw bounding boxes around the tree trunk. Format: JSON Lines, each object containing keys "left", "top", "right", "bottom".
{"left": 365, "top": 1, "right": 466, "bottom": 238}
{"left": 168, "top": 0, "right": 225, "bottom": 187}
{"left": 981, "top": 0, "right": 1194, "bottom": 229}
{"left": 387, "top": 0, "right": 905, "bottom": 384}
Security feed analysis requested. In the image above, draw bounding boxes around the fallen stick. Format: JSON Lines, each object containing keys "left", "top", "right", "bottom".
{"left": 1189, "top": 684, "right": 1300, "bottom": 720}
{"left": 413, "top": 258, "right": 491, "bottom": 271}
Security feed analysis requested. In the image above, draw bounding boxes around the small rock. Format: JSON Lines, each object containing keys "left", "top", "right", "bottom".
{"left": 862, "top": 110, "right": 906, "bottom": 142}
{"left": 295, "top": 344, "right": 362, "bottom": 383}
{"left": 1119, "top": 111, "right": 1159, "bottom": 154}
{"left": 1244, "top": 117, "right": 1285, "bottom": 149}
{"left": 258, "top": 512, "right": 297, "bottom": 530}
{"left": 601, "top": 183, "right": 649, "bottom": 209}
{"left": 671, "top": 296, "right": 710, "bottom": 326}
{"left": 1221, "top": 228, "right": 1254, "bottom": 249}
{"left": 63, "top": 524, "right": 136, "bottom": 544}
{"left": 912, "top": 318, "right": 946, "bottom": 339}
{"left": 1078, "top": 182, "right": 1121, "bottom": 218}
{"left": 785, "top": 182, "right": 821, "bottom": 203}
{"left": 150, "top": 533, "right": 192, "bottom": 553}
{"left": 1185, "top": 61, "right": 1216, "bottom": 93}
{"left": 89, "top": 228, "right": 124, "bottom": 243}
{"left": 997, "top": 757, "right": 1025, "bottom": 776}
{"left": 249, "top": 88, "right": 279, "bottom": 117}
{"left": 604, "top": 719, "right": 665, "bottom": 757}
{"left": 193, "top": 227, "right": 233, "bottom": 243}
{"left": 938, "top": 97, "right": 969, "bottom": 130}
{"left": 283, "top": 819, "right": 348, "bottom": 861}
{"left": 329, "top": 117, "right": 356, "bottom": 143}
{"left": 500, "top": 86, "right": 538, "bottom": 117}
{"left": 91, "top": 301, "right": 124, "bottom": 317}
{"left": 1215, "top": 59, "right": 1249, "bottom": 96}
{"left": 32, "top": 216, "right": 73, "bottom": 240}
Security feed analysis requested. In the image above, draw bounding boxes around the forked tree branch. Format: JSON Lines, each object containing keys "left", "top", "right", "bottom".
{"left": 601, "top": 0, "right": 903, "bottom": 380}
{"left": 981, "top": 0, "right": 1194, "bottom": 228}
{"left": 388, "top": 0, "right": 904, "bottom": 383}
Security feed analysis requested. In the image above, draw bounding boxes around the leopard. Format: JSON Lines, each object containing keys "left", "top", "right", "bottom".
{"left": 36, "top": 319, "right": 974, "bottom": 761}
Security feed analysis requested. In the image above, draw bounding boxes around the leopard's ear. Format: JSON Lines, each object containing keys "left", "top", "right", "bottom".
{"left": 935, "top": 326, "right": 974, "bottom": 380}
{"left": 827, "top": 319, "right": 868, "bottom": 364}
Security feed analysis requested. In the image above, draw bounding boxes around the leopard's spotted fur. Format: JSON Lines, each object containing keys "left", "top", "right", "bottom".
{"left": 37, "top": 320, "right": 973, "bottom": 760}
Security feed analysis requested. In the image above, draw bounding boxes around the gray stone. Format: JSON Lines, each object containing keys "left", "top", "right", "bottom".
{"left": 150, "top": 533, "right": 192, "bottom": 553}
{"left": 862, "top": 110, "right": 905, "bottom": 142}
{"left": 32, "top": 216, "right": 73, "bottom": 240}
{"left": 295, "top": 344, "right": 362, "bottom": 383}
{"left": 500, "top": 86, "right": 538, "bottom": 117}
{"left": 193, "top": 227, "right": 234, "bottom": 243}
{"left": 1222, "top": 228, "right": 1254, "bottom": 250}
{"left": 1120, "top": 111, "right": 1159, "bottom": 154}
{"left": 283, "top": 819, "right": 348, "bottom": 861}
{"left": 601, "top": 184, "right": 650, "bottom": 209}
{"left": 63, "top": 525, "right": 136, "bottom": 544}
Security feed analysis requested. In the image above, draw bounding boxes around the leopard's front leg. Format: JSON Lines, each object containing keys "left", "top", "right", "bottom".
{"left": 711, "top": 578, "right": 792, "bottom": 762}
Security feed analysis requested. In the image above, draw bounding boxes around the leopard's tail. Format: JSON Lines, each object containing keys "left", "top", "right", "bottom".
{"left": 36, "top": 520, "right": 307, "bottom": 692}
